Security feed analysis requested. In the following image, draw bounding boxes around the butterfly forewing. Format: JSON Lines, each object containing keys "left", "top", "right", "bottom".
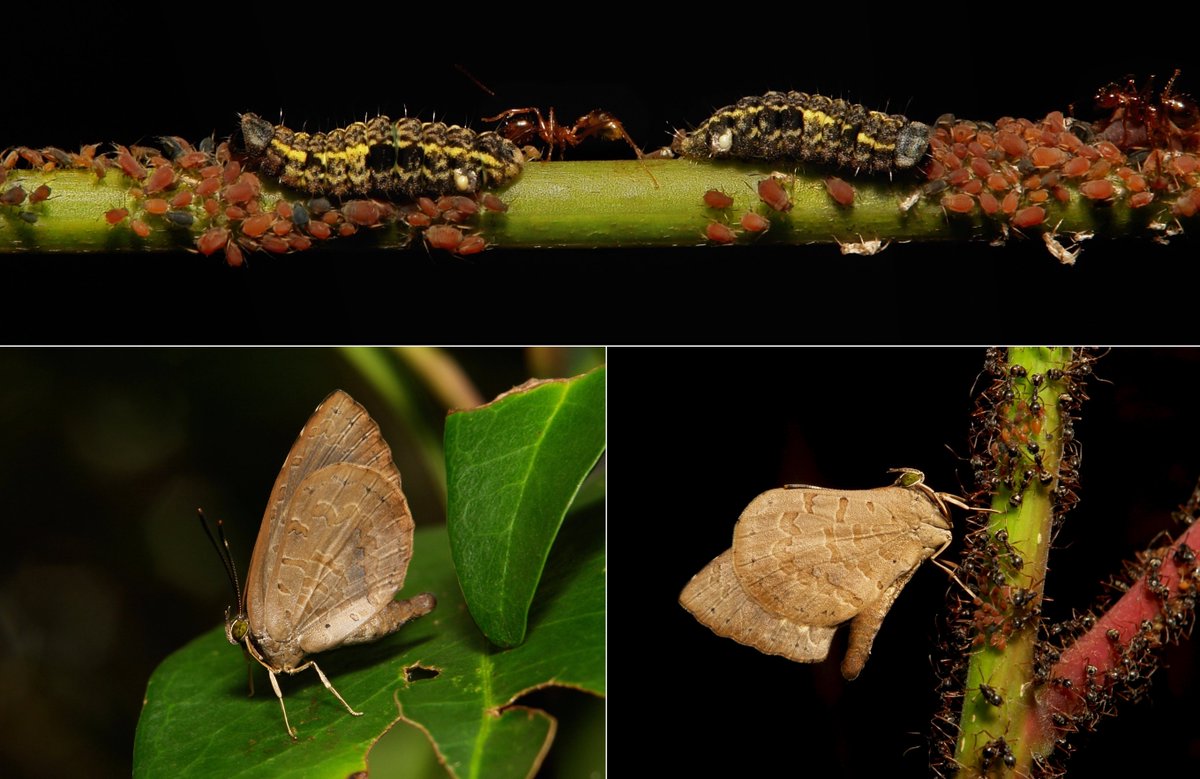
{"left": 732, "top": 486, "right": 951, "bottom": 626}
{"left": 245, "top": 390, "right": 413, "bottom": 667}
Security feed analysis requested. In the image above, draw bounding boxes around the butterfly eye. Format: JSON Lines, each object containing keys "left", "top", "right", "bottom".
{"left": 225, "top": 611, "right": 249, "bottom": 645}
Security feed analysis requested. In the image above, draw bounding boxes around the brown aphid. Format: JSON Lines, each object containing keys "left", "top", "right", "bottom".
{"left": 703, "top": 189, "right": 735, "bottom": 209}
{"left": 757, "top": 176, "right": 792, "bottom": 212}
{"left": 417, "top": 197, "right": 439, "bottom": 218}
{"left": 195, "top": 177, "right": 221, "bottom": 198}
{"left": 455, "top": 234, "right": 487, "bottom": 255}
{"left": 426, "top": 224, "right": 463, "bottom": 251}
{"left": 442, "top": 195, "right": 477, "bottom": 216}
{"left": 705, "top": 221, "right": 736, "bottom": 244}
{"left": 241, "top": 213, "right": 273, "bottom": 238}
{"left": 740, "top": 212, "right": 770, "bottom": 232}
{"left": 306, "top": 220, "right": 332, "bottom": 240}
{"left": 225, "top": 240, "right": 245, "bottom": 267}
{"left": 1080, "top": 179, "right": 1116, "bottom": 200}
{"left": 481, "top": 193, "right": 509, "bottom": 213}
{"left": 680, "top": 468, "right": 975, "bottom": 680}
{"left": 261, "top": 234, "right": 289, "bottom": 253}
{"left": 224, "top": 179, "right": 255, "bottom": 205}
{"left": 41, "top": 148, "right": 69, "bottom": 171}
{"left": 115, "top": 145, "right": 147, "bottom": 180}
{"left": 143, "top": 198, "right": 170, "bottom": 215}
{"left": 28, "top": 184, "right": 51, "bottom": 204}
{"left": 483, "top": 106, "right": 645, "bottom": 160}
{"left": 824, "top": 176, "right": 855, "bottom": 206}
{"left": 105, "top": 207, "right": 129, "bottom": 225}
{"left": 342, "top": 200, "right": 381, "bottom": 227}
{"left": 144, "top": 165, "right": 175, "bottom": 194}
{"left": 942, "top": 193, "right": 974, "bottom": 214}
{"left": 1013, "top": 206, "right": 1046, "bottom": 228}
{"left": 196, "top": 227, "right": 230, "bottom": 256}
{"left": 1, "top": 184, "right": 27, "bottom": 206}
{"left": 16, "top": 147, "right": 44, "bottom": 168}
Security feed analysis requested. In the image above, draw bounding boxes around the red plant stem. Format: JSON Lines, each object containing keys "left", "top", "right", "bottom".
{"left": 1030, "top": 520, "right": 1200, "bottom": 754}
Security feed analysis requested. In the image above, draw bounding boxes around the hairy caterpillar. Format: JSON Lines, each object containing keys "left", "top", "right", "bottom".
{"left": 671, "top": 91, "right": 931, "bottom": 174}
{"left": 237, "top": 113, "right": 525, "bottom": 197}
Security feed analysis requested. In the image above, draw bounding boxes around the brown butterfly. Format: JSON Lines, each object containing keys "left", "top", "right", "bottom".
{"left": 203, "top": 390, "right": 436, "bottom": 738}
{"left": 679, "top": 468, "right": 975, "bottom": 679}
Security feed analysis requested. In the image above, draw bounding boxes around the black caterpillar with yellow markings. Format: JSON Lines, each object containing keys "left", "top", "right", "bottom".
{"left": 237, "top": 113, "right": 525, "bottom": 197}
{"left": 671, "top": 91, "right": 931, "bottom": 174}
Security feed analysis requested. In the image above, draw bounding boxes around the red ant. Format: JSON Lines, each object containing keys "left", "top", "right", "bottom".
{"left": 482, "top": 106, "right": 646, "bottom": 161}
{"left": 1091, "top": 69, "right": 1200, "bottom": 151}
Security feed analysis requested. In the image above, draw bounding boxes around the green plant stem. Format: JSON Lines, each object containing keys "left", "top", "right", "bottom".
{"left": 954, "top": 347, "right": 1073, "bottom": 777}
{"left": 0, "top": 162, "right": 1175, "bottom": 253}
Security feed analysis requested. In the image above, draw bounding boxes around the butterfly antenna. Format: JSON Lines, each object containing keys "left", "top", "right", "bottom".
{"left": 197, "top": 508, "right": 244, "bottom": 610}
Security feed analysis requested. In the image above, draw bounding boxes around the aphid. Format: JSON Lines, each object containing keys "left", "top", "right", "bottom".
{"left": 680, "top": 468, "right": 978, "bottom": 680}
{"left": 757, "top": 177, "right": 792, "bottom": 212}
{"left": 671, "top": 90, "right": 932, "bottom": 174}
{"left": 165, "top": 210, "right": 194, "bottom": 228}
{"left": 740, "top": 211, "right": 770, "bottom": 232}
{"left": 1, "top": 184, "right": 27, "bottom": 206}
{"left": 824, "top": 176, "right": 855, "bottom": 206}
{"left": 455, "top": 234, "right": 487, "bottom": 256}
{"left": 483, "top": 106, "right": 644, "bottom": 160}
{"left": 224, "top": 240, "right": 245, "bottom": 267}
{"left": 196, "top": 227, "right": 230, "bottom": 256}
{"left": 481, "top": 193, "right": 509, "bottom": 213}
{"left": 237, "top": 112, "right": 525, "bottom": 198}
{"left": 425, "top": 224, "right": 464, "bottom": 252}
{"left": 705, "top": 221, "right": 736, "bottom": 244}
{"left": 28, "top": 184, "right": 51, "bottom": 204}
{"left": 703, "top": 189, "right": 734, "bottom": 209}
{"left": 979, "top": 683, "right": 1003, "bottom": 707}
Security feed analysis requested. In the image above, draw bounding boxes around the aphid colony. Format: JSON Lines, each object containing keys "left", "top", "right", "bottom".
{"left": 6, "top": 73, "right": 1196, "bottom": 262}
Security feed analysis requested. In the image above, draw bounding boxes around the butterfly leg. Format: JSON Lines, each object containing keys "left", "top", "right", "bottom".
{"left": 266, "top": 668, "right": 298, "bottom": 740}
{"left": 307, "top": 660, "right": 364, "bottom": 718}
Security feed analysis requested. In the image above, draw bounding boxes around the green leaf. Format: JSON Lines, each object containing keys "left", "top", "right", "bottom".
{"left": 133, "top": 516, "right": 604, "bottom": 779}
{"left": 445, "top": 367, "right": 606, "bottom": 647}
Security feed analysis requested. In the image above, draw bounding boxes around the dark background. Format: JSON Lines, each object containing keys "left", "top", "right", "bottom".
{"left": 1, "top": 27, "right": 1197, "bottom": 342}
{"left": 621, "top": 348, "right": 1200, "bottom": 775}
